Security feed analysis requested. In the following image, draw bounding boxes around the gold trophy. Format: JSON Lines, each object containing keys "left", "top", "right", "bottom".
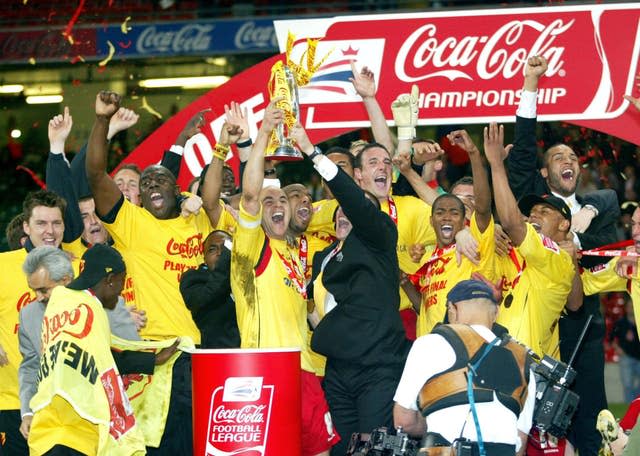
{"left": 265, "top": 32, "right": 332, "bottom": 161}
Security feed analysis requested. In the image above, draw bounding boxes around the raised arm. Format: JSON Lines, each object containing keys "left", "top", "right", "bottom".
{"left": 392, "top": 151, "right": 439, "bottom": 205}
{"left": 350, "top": 61, "right": 395, "bottom": 153}
{"left": 85, "top": 91, "right": 124, "bottom": 217}
{"left": 202, "top": 121, "right": 242, "bottom": 227}
{"left": 486, "top": 122, "right": 527, "bottom": 246}
{"left": 506, "top": 55, "right": 549, "bottom": 200}
{"left": 45, "top": 107, "right": 83, "bottom": 242}
{"left": 241, "top": 98, "right": 282, "bottom": 216}
{"left": 449, "top": 130, "right": 491, "bottom": 232}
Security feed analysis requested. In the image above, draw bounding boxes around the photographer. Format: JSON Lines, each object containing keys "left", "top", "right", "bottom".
{"left": 393, "top": 279, "right": 536, "bottom": 456}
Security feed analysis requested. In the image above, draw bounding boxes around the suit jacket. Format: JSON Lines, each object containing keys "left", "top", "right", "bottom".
{"left": 310, "top": 168, "right": 410, "bottom": 367}
{"left": 180, "top": 247, "right": 240, "bottom": 349}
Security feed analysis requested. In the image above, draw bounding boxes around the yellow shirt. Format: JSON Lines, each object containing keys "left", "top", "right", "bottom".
{"left": 495, "top": 224, "right": 575, "bottom": 357}
{"left": 214, "top": 199, "right": 238, "bottom": 235}
{"left": 0, "top": 248, "right": 79, "bottom": 410}
{"left": 231, "top": 202, "right": 313, "bottom": 373}
{"left": 416, "top": 215, "right": 497, "bottom": 337}
{"left": 308, "top": 195, "right": 436, "bottom": 312}
{"left": 104, "top": 198, "right": 212, "bottom": 344}
{"left": 63, "top": 239, "right": 137, "bottom": 308}
{"left": 30, "top": 286, "right": 145, "bottom": 456}
{"left": 581, "top": 257, "right": 640, "bottom": 334}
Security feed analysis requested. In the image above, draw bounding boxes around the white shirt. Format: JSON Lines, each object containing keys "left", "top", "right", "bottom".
{"left": 393, "top": 325, "right": 536, "bottom": 448}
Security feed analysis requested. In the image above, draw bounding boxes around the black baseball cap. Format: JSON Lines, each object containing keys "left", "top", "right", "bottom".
{"left": 447, "top": 279, "right": 498, "bottom": 305}
{"left": 518, "top": 193, "right": 571, "bottom": 222}
{"left": 67, "top": 244, "right": 126, "bottom": 290}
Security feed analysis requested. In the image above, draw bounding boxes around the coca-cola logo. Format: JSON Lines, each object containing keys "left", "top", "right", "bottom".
{"left": 395, "top": 19, "right": 573, "bottom": 82}
{"left": 234, "top": 21, "right": 276, "bottom": 49}
{"left": 166, "top": 233, "right": 203, "bottom": 259}
{"left": 213, "top": 405, "right": 266, "bottom": 424}
{"left": 136, "top": 24, "right": 213, "bottom": 54}
{"left": 41, "top": 302, "right": 94, "bottom": 347}
{"left": 16, "top": 291, "right": 36, "bottom": 312}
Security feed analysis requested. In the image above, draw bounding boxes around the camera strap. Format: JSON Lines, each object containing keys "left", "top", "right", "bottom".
{"left": 466, "top": 337, "right": 500, "bottom": 456}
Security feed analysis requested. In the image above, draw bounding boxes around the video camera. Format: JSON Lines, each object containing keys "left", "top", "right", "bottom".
{"left": 531, "top": 315, "right": 591, "bottom": 440}
{"left": 346, "top": 427, "right": 420, "bottom": 456}
{"left": 532, "top": 354, "right": 580, "bottom": 438}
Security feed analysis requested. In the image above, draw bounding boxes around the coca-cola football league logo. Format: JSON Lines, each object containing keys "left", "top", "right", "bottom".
{"left": 206, "top": 377, "right": 274, "bottom": 456}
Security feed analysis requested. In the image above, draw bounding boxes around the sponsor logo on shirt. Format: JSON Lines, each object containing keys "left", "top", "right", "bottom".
{"left": 166, "top": 233, "right": 204, "bottom": 259}
{"left": 41, "top": 302, "right": 94, "bottom": 347}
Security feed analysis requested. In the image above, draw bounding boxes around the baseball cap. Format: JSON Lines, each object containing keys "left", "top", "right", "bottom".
{"left": 518, "top": 193, "right": 571, "bottom": 222}
{"left": 447, "top": 279, "right": 498, "bottom": 305}
{"left": 67, "top": 244, "right": 126, "bottom": 290}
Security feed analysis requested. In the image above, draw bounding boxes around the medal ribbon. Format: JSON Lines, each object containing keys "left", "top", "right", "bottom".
{"left": 387, "top": 196, "right": 398, "bottom": 225}
{"left": 276, "top": 250, "right": 307, "bottom": 299}
{"left": 298, "top": 234, "right": 308, "bottom": 276}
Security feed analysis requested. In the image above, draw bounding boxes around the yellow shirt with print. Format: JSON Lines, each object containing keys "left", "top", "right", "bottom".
{"left": 231, "top": 202, "right": 314, "bottom": 373}
{"left": 582, "top": 257, "right": 640, "bottom": 335}
{"left": 213, "top": 199, "right": 238, "bottom": 235}
{"left": 63, "top": 238, "right": 138, "bottom": 308}
{"left": 417, "top": 214, "right": 498, "bottom": 337}
{"left": 104, "top": 198, "right": 212, "bottom": 344}
{"left": 495, "top": 224, "right": 574, "bottom": 357}
{"left": 309, "top": 195, "right": 436, "bottom": 312}
{"left": 0, "top": 248, "right": 79, "bottom": 411}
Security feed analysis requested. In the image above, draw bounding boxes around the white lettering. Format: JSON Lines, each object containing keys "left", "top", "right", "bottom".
{"left": 421, "top": 87, "right": 565, "bottom": 109}
{"left": 234, "top": 22, "right": 277, "bottom": 49}
{"left": 136, "top": 24, "right": 214, "bottom": 54}
{"left": 395, "top": 19, "right": 574, "bottom": 82}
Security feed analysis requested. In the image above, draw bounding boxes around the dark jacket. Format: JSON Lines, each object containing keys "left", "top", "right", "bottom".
{"left": 310, "top": 168, "right": 410, "bottom": 367}
{"left": 179, "top": 247, "right": 240, "bottom": 349}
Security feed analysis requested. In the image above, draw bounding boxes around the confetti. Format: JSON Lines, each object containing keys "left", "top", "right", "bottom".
{"left": 23, "top": 0, "right": 27, "bottom": 4}
{"left": 141, "top": 97, "right": 163, "bottom": 119}
{"left": 121, "top": 16, "right": 132, "bottom": 34}
{"left": 62, "top": 0, "right": 86, "bottom": 45}
{"left": 72, "top": 79, "right": 82, "bottom": 87}
{"left": 16, "top": 166, "right": 46, "bottom": 189}
{"left": 28, "top": 57, "right": 36, "bottom": 65}
{"left": 98, "top": 40, "right": 115, "bottom": 67}
{"left": 70, "top": 55, "right": 85, "bottom": 64}
{"left": 118, "top": 40, "right": 132, "bottom": 49}
{"left": 47, "top": 11, "right": 56, "bottom": 22}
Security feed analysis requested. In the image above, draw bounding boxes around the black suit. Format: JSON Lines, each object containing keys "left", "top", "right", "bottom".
{"left": 507, "top": 114, "right": 620, "bottom": 456}
{"left": 310, "top": 167, "right": 410, "bottom": 456}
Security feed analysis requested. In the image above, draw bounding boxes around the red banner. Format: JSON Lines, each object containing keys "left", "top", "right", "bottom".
{"left": 124, "top": 4, "right": 640, "bottom": 189}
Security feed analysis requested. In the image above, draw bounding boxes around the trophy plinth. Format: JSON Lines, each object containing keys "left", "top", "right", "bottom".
{"left": 266, "top": 142, "right": 304, "bottom": 161}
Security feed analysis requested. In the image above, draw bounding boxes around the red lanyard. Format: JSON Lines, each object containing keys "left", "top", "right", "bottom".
{"left": 387, "top": 196, "right": 398, "bottom": 225}
{"left": 276, "top": 250, "right": 307, "bottom": 299}
{"left": 506, "top": 246, "right": 526, "bottom": 289}
{"left": 412, "top": 245, "right": 456, "bottom": 292}
{"left": 298, "top": 234, "right": 308, "bottom": 276}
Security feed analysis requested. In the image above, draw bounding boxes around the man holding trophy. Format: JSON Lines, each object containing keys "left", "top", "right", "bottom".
{"left": 230, "top": 73, "right": 339, "bottom": 456}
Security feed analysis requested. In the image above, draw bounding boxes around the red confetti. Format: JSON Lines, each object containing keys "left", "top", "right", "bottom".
{"left": 47, "top": 11, "right": 56, "bottom": 22}
{"left": 62, "top": 0, "right": 86, "bottom": 45}
{"left": 118, "top": 40, "right": 132, "bottom": 49}
{"left": 16, "top": 166, "right": 46, "bottom": 189}
{"left": 32, "top": 122, "right": 39, "bottom": 128}
{"left": 72, "top": 79, "right": 82, "bottom": 86}
{"left": 97, "top": 65, "right": 107, "bottom": 73}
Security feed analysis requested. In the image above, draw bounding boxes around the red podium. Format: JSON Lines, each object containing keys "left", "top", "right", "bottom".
{"left": 191, "top": 348, "right": 301, "bottom": 456}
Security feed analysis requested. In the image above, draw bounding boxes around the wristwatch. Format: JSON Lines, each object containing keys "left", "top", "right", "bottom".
{"left": 308, "top": 146, "right": 323, "bottom": 160}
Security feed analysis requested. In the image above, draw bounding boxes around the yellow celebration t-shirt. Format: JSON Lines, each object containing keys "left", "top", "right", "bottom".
{"left": 104, "top": 198, "right": 212, "bottom": 343}
{"left": 416, "top": 215, "right": 497, "bottom": 337}
{"left": 582, "top": 257, "right": 640, "bottom": 337}
{"left": 231, "top": 202, "right": 313, "bottom": 373}
{"left": 0, "top": 248, "right": 79, "bottom": 410}
{"left": 495, "top": 224, "right": 574, "bottom": 357}
{"left": 308, "top": 194, "right": 436, "bottom": 312}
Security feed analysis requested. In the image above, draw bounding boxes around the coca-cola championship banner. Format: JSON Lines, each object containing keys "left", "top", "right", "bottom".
{"left": 123, "top": 3, "right": 640, "bottom": 189}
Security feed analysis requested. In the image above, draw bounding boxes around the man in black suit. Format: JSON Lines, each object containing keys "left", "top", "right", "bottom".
{"left": 506, "top": 55, "right": 620, "bottom": 456}
{"left": 291, "top": 124, "right": 411, "bottom": 456}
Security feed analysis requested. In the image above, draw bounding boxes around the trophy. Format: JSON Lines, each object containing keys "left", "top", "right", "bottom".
{"left": 265, "top": 32, "right": 332, "bottom": 161}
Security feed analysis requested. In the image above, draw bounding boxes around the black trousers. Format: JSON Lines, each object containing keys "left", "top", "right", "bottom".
{"left": 146, "top": 351, "right": 193, "bottom": 455}
{"left": 0, "top": 409, "right": 28, "bottom": 456}
{"left": 560, "top": 334, "right": 607, "bottom": 456}
{"left": 323, "top": 359, "right": 404, "bottom": 456}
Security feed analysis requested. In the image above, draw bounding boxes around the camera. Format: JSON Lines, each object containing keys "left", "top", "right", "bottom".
{"left": 532, "top": 354, "right": 580, "bottom": 438}
{"left": 346, "top": 427, "right": 420, "bottom": 456}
